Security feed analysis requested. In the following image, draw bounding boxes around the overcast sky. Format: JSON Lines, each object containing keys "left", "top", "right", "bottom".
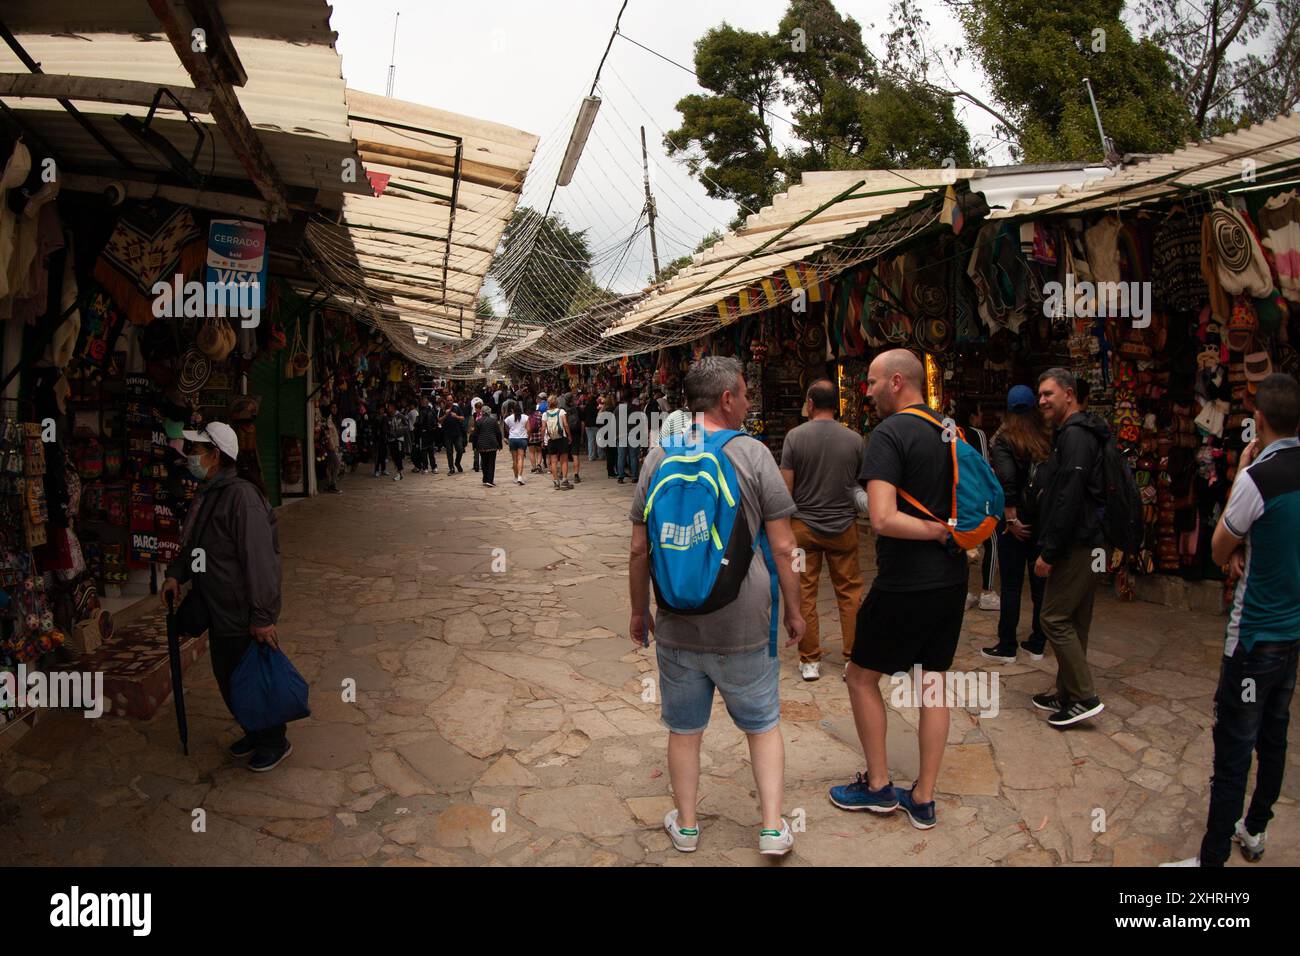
{"left": 330, "top": 0, "right": 1001, "bottom": 296}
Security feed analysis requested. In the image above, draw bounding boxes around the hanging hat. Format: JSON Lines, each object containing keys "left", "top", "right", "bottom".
{"left": 1243, "top": 351, "right": 1273, "bottom": 382}
{"left": 1226, "top": 297, "right": 1258, "bottom": 352}
{"left": 176, "top": 347, "right": 211, "bottom": 395}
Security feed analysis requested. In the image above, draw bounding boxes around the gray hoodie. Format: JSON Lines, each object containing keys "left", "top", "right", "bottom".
{"left": 166, "top": 466, "right": 282, "bottom": 637}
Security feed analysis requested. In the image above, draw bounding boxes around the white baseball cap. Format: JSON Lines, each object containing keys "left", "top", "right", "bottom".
{"left": 183, "top": 421, "right": 239, "bottom": 460}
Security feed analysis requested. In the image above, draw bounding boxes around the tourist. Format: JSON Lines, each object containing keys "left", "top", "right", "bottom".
{"left": 386, "top": 401, "right": 410, "bottom": 482}
{"left": 568, "top": 392, "right": 585, "bottom": 484}
{"left": 440, "top": 395, "right": 466, "bottom": 474}
{"left": 956, "top": 400, "right": 999, "bottom": 612}
{"left": 414, "top": 395, "right": 438, "bottom": 474}
{"left": 161, "top": 422, "right": 289, "bottom": 773}
{"left": 628, "top": 356, "right": 804, "bottom": 856}
{"left": 543, "top": 397, "right": 573, "bottom": 491}
{"left": 471, "top": 400, "right": 504, "bottom": 488}
{"left": 583, "top": 389, "right": 602, "bottom": 460}
{"left": 471, "top": 397, "right": 485, "bottom": 473}
{"left": 616, "top": 389, "right": 639, "bottom": 484}
{"left": 527, "top": 400, "right": 545, "bottom": 474}
{"left": 369, "top": 404, "right": 389, "bottom": 478}
{"left": 503, "top": 399, "right": 530, "bottom": 485}
{"left": 981, "top": 386, "right": 1051, "bottom": 663}
{"left": 1165, "top": 373, "right": 1300, "bottom": 867}
{"left": 1033, "top": 367, "right": 1109, "bottom": 728}
{"left": 779, "top": 378, "right": 865, "bottom": 682}
{"left": 829, "top": 349, "right": 965, "bottom": 830}
{"left": 321, "top": 406, "right": 343, "bottom": 495}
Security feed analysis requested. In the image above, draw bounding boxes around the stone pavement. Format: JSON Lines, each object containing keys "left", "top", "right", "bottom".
{"left": 3, "top": 461, "right": 1298, "bottom": 867}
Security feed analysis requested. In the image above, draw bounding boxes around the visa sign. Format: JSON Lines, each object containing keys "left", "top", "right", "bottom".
{"left": 205, "top": 219, "right": 267, "bottom": 314}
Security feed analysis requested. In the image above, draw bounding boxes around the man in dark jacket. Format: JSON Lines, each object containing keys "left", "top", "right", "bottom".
{"left": 471, "top": 405, "right": 504, "bottom": 487}
{"left": 1033, "top": 368, "right": 1107, "bottom": 728}
{"left": 440, "top": 397, "right": 466, "bottom": 474}
{"left": 161, "top": 422, "right": 289, "bottom": 772}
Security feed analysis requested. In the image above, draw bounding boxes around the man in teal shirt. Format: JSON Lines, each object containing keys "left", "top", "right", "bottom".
{"left": 1166, "top": 373, "right": 1300, "bottom": 866}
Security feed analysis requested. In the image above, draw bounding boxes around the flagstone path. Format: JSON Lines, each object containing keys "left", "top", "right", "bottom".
{"left": 3, "top": 462, "right": 1297, "bottom": 866}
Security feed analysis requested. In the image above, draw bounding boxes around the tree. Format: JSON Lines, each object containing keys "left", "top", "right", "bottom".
{"left": 664, "top": 24, "right": 786, "bottom": 217}
{"left": 885, "top": 0, "right": 1206, "bottom": 163}
{"left": 1135, "top": 0, "right": 1300, "bottom": 136}
{"left": 491, "top": 206, "right": 593, "bottom": 326}
{"left": 666, "top": 0, "right": 978, "bottom": 223}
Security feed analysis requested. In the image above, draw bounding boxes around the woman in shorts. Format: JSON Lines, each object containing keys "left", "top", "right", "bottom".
{"left": 526, "top": 402, "right": 544, "bottom": 474}
{"left": 503, "top": 400, "right": 530, "bottom": 485}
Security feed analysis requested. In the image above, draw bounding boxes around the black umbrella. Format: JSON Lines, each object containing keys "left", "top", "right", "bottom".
{"left": 165, "top": 594, "right": 190, "bottom": 756}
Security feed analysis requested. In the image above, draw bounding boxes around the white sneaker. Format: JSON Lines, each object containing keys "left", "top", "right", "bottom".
{"left": 800, "top": 661, "right": 821, "bottom": 681}
{"left": 664, "top": 809, "right": 699, "bottom": 852}
{"left": 1234, "top": 819, "right": 1265, "bottom": 861}
{"left": 978, "top": 591, "right": 1001, "bottom": 611}
{"left": 1160, "top": 856, "right": 1200, "bottom": 867}
{"left": 965, "top": 592, "right": 979, "bottom": 610}
{"left": 759, "top": 818, "right": 794, "bottom": 856}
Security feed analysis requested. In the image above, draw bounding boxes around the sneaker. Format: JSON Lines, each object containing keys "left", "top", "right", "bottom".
{"left": 554, "top": 480, "right": 561, "bottom": 490}
{"left": 828, "top": 773, "right": 899, "bottom": 813}
{"left": 1031, "top": 691, "right": 1064, "bottom": 712}
{"left": 392, "top": 473, "right": 401, "bottom": 481}
{"left": 759, "top": 818, "right": 794, "bottom": 856}
{"left": 800, "top": 661, "right": 821, "bottom": 681}
{"left": 1020, "top": 640, "right": 1046, "bottom": 661}
{"left": 1160, "top": 856, "right": 1200, "bottom": 867}
{"left": 485, "top": 482, "right": 495, "bottom": 488}
{"left": 561, "top": 480, "right": 573, "bottom": 490}
{"left": 617, "top": 477, "right": 625, "bottom": 484}
{"left": 329, "top": 488, "right": 343, "bottom": 495}
{"left": 573, "top": 474, "right": 581, "bottom": 483}
{"left": 980, "top": 645, "right": 1017, "bottom": 664}
{"left": 248, "top": 740, "right": 293, "bottom": 773}
{"left": 1047, "top": 697, "right": 1104, "bottom": 728}
{"left": 896, "top": 785, "right": 937, "bottom": 830}
{"left": 1234, "top": 819, "right": 1265, "bottom": 862}
{"left": 965, "top": 592, "right": 979, "bottom": 610}
{"left": 663, "top": 809, "right": 699, "bottom": 852}
{"left": 978, "top": 591, "right": 1001, "bottom": 611}
{"left": 229, "top": 734, "right": 258, "bottom": 758}
{"left": 516, "top": 477, "right": 524, "bottom": 485}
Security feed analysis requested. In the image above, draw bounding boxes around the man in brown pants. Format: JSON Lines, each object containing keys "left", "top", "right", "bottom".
{"left": 1033, "top": 368, "right": 1108, "bottom": 728}
{"left": 780, "top": 379, "right": 866, "bottom": 681}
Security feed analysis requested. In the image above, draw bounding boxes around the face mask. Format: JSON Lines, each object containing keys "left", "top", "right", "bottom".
{"left": 187, "top": 454, "right": 210, "bottom": 480}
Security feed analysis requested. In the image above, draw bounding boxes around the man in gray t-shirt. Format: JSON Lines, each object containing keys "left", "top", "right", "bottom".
{"left": 779, "top": 379, "right": 866, "bottom": 681}
{"left": 628, "top": 356, "right": 804, "bottom": 858}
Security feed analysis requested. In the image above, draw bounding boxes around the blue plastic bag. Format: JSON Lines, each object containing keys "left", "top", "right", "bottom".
{"left": 229, "top": 643, "right": 311, "bottom": 731}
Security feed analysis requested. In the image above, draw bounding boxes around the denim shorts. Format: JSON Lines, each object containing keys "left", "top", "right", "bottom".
{"left": 656, "top": 644, "right": 780, "bottom": 735}
{"left": 508, "top": 437, "right": 528, "bottom": 451}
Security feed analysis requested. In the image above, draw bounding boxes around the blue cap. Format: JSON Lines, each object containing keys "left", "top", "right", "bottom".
{"left": 1007, "top": 385, "right": 1036, "bottom": 411}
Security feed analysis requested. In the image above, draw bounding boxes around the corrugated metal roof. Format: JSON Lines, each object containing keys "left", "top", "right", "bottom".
{"left": 304, "top": 88, "right": 538, "bottom": 357}
{"left": 0, "top": 0, "right": 369, "bottom": 205}
{"left": 989, "top": 112, "right": 1300, "bottom": 219}
{"left": 602, "top": 169, "right": 974, "bottom": 337}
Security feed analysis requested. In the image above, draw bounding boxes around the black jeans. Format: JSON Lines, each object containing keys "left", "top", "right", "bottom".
{"left": 209, "top": 631, "right": 287, "bottom": 749}
{"left": 444, "top": 434, "right": 465, "bottom": 471}
{"left": 388, "top": 440, "right": 404, "bottom": 473}
{"left": 1199, "top": 638, "right": 1299, "bottom": 865}
{"left": 480, "top": 450, "right": 497, "bottom": 484}
{"left": 996, "top": 529, "right": 1046, "bottom": 650}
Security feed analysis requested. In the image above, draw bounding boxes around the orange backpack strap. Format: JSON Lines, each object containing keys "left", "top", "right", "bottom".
{"left": 895, "top": 407, "right": 959, "bottom": 527}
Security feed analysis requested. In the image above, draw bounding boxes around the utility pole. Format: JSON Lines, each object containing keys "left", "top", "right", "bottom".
{"left": 385, "top": 12, "right": 400, "bottom": 97}
{"left": 641, "top": 126, "right": 661, "bottom": 279}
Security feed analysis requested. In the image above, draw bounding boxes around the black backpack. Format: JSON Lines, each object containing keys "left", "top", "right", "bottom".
{"left": 1094, "top": 437, "right": 1144, "bottom": 556}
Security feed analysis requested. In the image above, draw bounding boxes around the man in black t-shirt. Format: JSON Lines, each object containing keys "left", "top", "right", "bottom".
{"left": 828, "top": 349, "right": 966, "bottom": 831}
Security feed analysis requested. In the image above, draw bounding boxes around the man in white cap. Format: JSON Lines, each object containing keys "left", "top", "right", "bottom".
{"left": 161, "top": 421, "right": 290, "bottom": 773}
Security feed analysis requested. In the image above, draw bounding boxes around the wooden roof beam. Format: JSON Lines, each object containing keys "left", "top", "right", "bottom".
{"left": 0, "top": 73, "right": 214, "bottom": 113}
{"left": 148, "top": 0, "right": 290, "bottom": 221}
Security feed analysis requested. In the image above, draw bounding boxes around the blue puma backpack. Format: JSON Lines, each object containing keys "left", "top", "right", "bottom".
{"left": 642, "top": 426, "right": 780, "bottom": 656}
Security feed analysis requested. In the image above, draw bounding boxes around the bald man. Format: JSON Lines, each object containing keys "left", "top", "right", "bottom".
{"left": 828, "top": 349, "right": 968, "bottom": 830}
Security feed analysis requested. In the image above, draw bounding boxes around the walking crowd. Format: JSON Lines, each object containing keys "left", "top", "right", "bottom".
{"left": 185, "top": 354, "right": 1300, "bottom": 868}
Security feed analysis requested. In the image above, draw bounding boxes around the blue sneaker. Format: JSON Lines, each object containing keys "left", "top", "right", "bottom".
{"left": 828, "top": 772, "right": 899, "bottom": 813}
{"left": 896, "top": 785, "right": 937, "bottom": 829}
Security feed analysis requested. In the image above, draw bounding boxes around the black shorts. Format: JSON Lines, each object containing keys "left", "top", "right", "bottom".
{"left": 548, "top": 436, "right": 570, "bottom": 456}
{"left": 850, "top": 582, "right": 966, "bottom": 674}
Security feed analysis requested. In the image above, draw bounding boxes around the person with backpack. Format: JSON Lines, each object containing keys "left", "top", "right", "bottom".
{"left": 526, "top": 401, "right": 545, "bottom": 474}
{"left": 1164, "top": 373, "right": 1300, "bottom": 867}
{"left": 543, "top": 399, "right": 573, "bottom": 491}
{"left": 1032, "top": 367, "right": 1111, "bottom": 728}
{"left": 956, "top": 400, "right": 999, "bottom": 613}
{"left": 160, "top": 422, "right": 289, "bottom": 772}
{"left": 629, "top": 356, "right": 805, "bottom": 856}
{"left": 829, "top": 349, "right": 1001, "bottom": 830}
{"left": 981, "top": 386, "right": 1052, "bottom": 663}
